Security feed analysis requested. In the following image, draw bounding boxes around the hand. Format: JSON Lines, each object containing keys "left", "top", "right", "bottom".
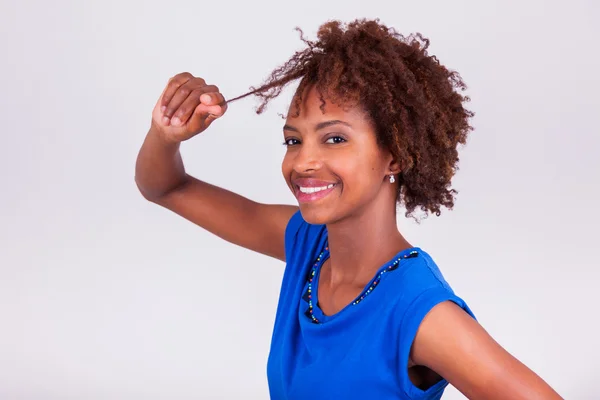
{"left": 151, "top": 72, "right": 227, "bottom": 142}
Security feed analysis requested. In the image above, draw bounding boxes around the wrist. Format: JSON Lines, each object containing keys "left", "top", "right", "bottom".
{"left": 149, "top": 121, "right": 181, "bottom": 146}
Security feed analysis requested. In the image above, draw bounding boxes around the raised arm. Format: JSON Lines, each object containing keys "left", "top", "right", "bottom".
{"left": 135, "top": 72, "right": 298, "bottom": 262}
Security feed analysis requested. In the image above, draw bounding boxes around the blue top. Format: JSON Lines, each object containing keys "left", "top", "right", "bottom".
{"left": 267, "top": 211, "right": 476, "bottom": 400}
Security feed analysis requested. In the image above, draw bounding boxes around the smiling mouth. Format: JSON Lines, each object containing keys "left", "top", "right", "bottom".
{"left": 294, "top": 183, "right": 337, "bottom": 203}
{"left": 298, "top": 184, "right": 336, "bottom": 194}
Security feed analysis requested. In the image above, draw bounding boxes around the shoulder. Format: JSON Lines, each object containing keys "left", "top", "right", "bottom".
{"left": 393, "top": 249, "right": 474, "bottom": 320}
{"left": 391, "top": 249, "right": 477, "bottom": 397}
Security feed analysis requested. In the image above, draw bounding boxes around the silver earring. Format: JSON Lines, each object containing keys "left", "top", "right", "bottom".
{"left": 389, "top": 174, "right": 395, "bottom": 184}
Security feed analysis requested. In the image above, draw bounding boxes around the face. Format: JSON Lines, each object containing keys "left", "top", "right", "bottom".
{"left": 281, "top": 85, "right": 398, "bottom": 225}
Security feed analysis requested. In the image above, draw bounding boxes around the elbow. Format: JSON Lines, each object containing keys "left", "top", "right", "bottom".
{"left": 134, "top": 174, "right": 188, "bottom": 203}
{"left": 134, "top": 176, "right": 166, "bottom": 203}
{"left": 135, "top": 176, "right": 158, "bottom": 202}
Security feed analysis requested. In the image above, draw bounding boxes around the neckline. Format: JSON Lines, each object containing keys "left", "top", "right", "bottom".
{"left": 302, "top": 243, "right": 421, "bottom": 324}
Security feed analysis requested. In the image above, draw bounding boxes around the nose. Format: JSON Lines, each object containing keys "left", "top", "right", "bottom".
{"left": 292, "top": 142, "right": 323, "bottom": 174}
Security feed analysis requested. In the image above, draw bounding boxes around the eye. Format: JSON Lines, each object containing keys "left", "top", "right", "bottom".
{"left": 325, "top": 136, "right": 346, "bottom": 144}
{"left": 283, "top": 138, "right": 300, "bottom": 146}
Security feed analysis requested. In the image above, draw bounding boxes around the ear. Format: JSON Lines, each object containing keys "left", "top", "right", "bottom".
{"left": 387, "top": 156, "right": 402, "bottom": 175}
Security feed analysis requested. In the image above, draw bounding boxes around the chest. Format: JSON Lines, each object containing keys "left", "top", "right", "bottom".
{"left": 268, "top": 271, "right": 411, "bottom": 398}
{"left": 316, "top": 260, "right": 375, "bottom": 316}
{"left": 267, "top": 322, "right": 405, "bottom": 400}
{"left": 315, "top": 281, "right": 365, "bottom": 316}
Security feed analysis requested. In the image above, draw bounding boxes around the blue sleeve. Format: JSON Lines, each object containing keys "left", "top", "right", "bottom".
{"left": 283, "top": 210, "right": 328, "bottom": 261}
{"left": 284, "top": 210, "right": 305, "bottom": 261}
{"left": 396, "top": 264, "right": 476, "bottom": 399}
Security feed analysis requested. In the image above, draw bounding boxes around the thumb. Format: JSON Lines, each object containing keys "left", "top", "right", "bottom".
{"left": 191, "top": 103, "right": 221, "bottom": 131}
{"left": 194, "top": 100, "right": 226, "bottom": 119}
{"left": 204, "top": 112, "right": 219, "bottom": 124}
{"left": 200, "top": 93, "right": 228, "bottom": 116}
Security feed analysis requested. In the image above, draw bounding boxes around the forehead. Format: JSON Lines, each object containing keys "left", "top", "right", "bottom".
{"left": 285, "top": 85, "right": 372, "bottom": 128}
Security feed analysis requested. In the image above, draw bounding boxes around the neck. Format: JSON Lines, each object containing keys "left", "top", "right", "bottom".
{"left": 324, "top": 194, "right": 412, "bottom": 287}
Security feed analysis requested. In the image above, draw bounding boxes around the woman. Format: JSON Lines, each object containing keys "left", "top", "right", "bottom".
{"left": 135, "top": 19, "right": 561, "bottom": 400}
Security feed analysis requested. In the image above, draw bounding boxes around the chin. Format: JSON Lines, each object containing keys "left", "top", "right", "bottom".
{"left": 297, "top": 204, "right": 341, "bottom": 226}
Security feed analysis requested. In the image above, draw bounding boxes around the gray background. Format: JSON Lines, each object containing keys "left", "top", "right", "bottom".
{"left": 1, "top": 0, "right": 598, "bottom": 398}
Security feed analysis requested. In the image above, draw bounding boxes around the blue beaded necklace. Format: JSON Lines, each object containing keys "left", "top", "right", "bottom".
{"left": 303, "top": 245, "right": 419, "bottom": 324}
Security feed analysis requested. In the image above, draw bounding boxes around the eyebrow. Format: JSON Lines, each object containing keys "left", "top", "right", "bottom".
{"left": 283, "top": 120, "right": 353, "bottom": 132}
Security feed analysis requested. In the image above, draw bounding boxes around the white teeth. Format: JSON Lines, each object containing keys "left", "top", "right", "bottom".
{"left": 299, "top": 184, "right": 334, "bottom": 194}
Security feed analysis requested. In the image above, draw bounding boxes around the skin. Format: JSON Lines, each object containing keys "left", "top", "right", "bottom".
{"left": 135, "top": 72, "right": 563, "bottom": 399}
{"left": 135, "top": 73, "right": 297, "bottom": 261}
{"left": 282, "top": 86, "right": 412, "bottom": 307}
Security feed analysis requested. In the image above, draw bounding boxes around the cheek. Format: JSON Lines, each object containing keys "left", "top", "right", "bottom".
{"left": 281, "top": 154, "right": 292, "bottom": 181}
{"left": 331, "top": 154, "right": 382, "bottom": 194}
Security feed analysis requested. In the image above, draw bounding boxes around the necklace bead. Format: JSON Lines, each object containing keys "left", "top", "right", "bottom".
{"left": 302, "top": 247, "right": 419, "bottom": 324}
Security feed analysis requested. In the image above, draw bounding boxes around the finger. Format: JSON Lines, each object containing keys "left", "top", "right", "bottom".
{"left": 171, "top": 85, "right": 220, "bottom": 126}
{"left": 160, "top": 72, "right": 193, "bottom": 110}
{"left": 197, "top": 98, "right": 227, "bottom": 118}
{"left": 171, "top": 88, "right": 203, "bottom": 127}
{"left": 200, "top": 91, "right": 227, "bottom": 110}
{"left": 152, "top": 83, "right": 170, "bottom": 121}
{"left": 188, "top": 102, "right": 224, "bottom": 132}
{"left": 199, "top": 92, "right": 227, "bottom": 119}
{"left": 162, "top": 83, "right": 201, "bottom": 125}
{"left": 160, "top": 73, "right": 196, "bottom": 114}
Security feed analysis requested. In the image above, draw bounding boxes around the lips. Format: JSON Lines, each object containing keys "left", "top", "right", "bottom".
{"left": 292, "top": 178, "right": 338, "bottom": 203}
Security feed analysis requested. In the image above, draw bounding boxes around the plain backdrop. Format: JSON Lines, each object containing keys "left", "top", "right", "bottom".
{"left": 1, "top": 0, "right": 599, "bottom": 398}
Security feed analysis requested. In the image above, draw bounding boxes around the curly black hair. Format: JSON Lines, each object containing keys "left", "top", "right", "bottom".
{"left": 228, "top": 18, "right": 474, "bottom": 219}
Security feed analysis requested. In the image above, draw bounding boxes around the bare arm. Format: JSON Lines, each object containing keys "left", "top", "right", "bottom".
{"left": 135, "top": 72, "right": 298, "bottom": 262}
{"left": 411, "top": 301, "right": 563, "bottom": 399}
